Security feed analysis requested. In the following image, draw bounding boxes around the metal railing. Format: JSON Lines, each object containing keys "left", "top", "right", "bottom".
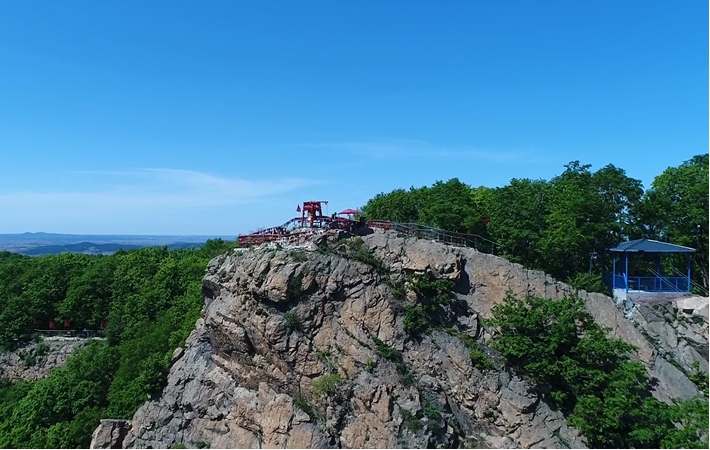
{"left": 365, "top": 221, "right": 501, "bottom": 254}
{"left": 33, "top": 329, "right": 105, "bottom": 338}
{"left": 238, "top": 217, "right": 505, "bottom": 255}
{"left": 604, "top": 273, "right": 689, "bottom": 292}
{"left": 671, "top": 267, "right": 708, "bottom": 296}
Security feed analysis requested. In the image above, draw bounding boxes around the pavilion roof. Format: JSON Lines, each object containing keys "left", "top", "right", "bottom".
{"left": 607, "top": 238, "right": 695, "bottom": 253}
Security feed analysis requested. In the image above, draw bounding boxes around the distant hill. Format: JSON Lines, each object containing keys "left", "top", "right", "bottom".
{"left": 20, "top": 241, "right": 206, "bottom": 256}
{"left": 0, "top": 232, "right": 234, "bottom": 254}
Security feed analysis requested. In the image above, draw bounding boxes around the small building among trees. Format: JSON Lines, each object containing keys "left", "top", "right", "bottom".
{"left": 603, "top": 238, "right": 698, "bottom": 307}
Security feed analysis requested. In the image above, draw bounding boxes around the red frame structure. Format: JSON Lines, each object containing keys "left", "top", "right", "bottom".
{"left": 238, "top": 200, "right": 359, "bottom": 247}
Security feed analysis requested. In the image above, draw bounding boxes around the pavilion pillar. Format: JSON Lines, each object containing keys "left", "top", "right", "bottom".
{"left": 687, "top": 254, "right": 691, "bottom": 292}
{"left": 612, "top": 255, "right": 616, "bottom": 290}
{"left": 625, "top": 254, "right": 629, "bottom": 292}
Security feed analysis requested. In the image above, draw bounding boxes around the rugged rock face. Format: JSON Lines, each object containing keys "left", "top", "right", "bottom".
{"left": 91, "top": 420, "right": 134, "bottom": 449}
{"left": 93, "top": 231, "right": 707, "bottom": 449}
{"left": 631, "top": 297, "right": 709, "bottom": 384}
{"left": 0, "top": 336, "right": 90, "bottom": 381}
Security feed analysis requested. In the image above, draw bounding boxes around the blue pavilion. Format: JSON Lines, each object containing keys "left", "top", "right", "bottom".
{"left": 603, "top": 239, "right": 695, "bottom": 297}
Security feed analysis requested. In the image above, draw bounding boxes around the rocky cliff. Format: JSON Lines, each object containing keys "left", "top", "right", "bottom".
{"left": 0, "top": 336, "right": 90, "bottom": 382}
{"left": 91, "top": 230, "right": 708, "bottom": 449}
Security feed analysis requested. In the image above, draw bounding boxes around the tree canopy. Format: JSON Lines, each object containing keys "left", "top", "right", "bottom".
{"left": 487, "top": 291, "right": 708, "bottom": 448}
{"left": 0, "top": 239, "right": 237, "bottom": 448}
{"left": 362, "top": 155, "right": 708, "bottom": 292}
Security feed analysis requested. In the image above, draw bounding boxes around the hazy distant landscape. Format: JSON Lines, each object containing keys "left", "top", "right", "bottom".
{"left": 0, "top": 232, "right": 236, "bottom": 256}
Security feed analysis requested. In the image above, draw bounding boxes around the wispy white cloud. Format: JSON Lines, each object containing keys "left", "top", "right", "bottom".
{"left": 0, "top": 168, "right": 319, "bottom": 215}
{"left": 295, "top": 139, "right": 544, "bottom": 163}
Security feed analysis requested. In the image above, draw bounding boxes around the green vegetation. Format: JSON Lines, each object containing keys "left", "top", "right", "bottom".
{"left": 288, "top": 250, "right": 308, "bottom": 262}
{"left": 336, "top": 237, "right": 388, "bottom": 274}
{"left": 310, "top": 374, "right": 343, "bottom": 399}
{"left": 363, "top": 155, "right": 709, "bottom": 292}
{"left": 390, "top": 280, "right": 407, "bottom": 300}
{"left": 400, "top": 408, "right": 423, "bottom": 431}
{"left": 444, "top": 328, "right": 493, "bottom": 370}
{"left": 315, "top": 349, "right": 338, "bottom": 374}
{"left": 401, "top": 273, "right": 455, "bottom": 335}
{"left": 0, "top": 239, "right": 238, "bottom": 448}
{"left": 408, "top": 273, "right": 454, "bottom": 309}
{"left": 365, "top": 358, "right": 375, "bottom": 373}
{"left": 372, "top": 337, "right": 412, "bottom": 385}
{"left": 422, "top": 401, "right": 441, "bottom": 423}
{"left": 0, "top": 156, "right": 705, "bottom": 448}
{"left": 403, "top": 305, "right": 428, "bottom": 334}
{"left": 284, "top": 308, "right": 299, "bottom": 330}
{"left": 486, "top": 291, "right": 709, "bottom": 448}
{"left": 293, "top": 393, "right": 316, "bottom": 419}
{"left": 287, "top": 275, "right": 303, "bottom": 300}
{"left": 566, "top": 272, "right": 606, "bottom": 294}
{"left": 458, "top": 438, "right": 478, "bottom": 449}
{"left": 467, "top": 347, "right": 492, "bottom": 371}
{"left": 23, "top": 341, "right": 50, "bottom": 367}
{"left": 316, "top": 236, "right": 388, "bottom": 275}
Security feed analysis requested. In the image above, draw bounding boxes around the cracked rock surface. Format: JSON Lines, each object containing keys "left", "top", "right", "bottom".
{"left": 92, "top": 231, "right": 705, "bottom": 449}
{"left": 0, "top": 337, "right": 90, "bottom": 382}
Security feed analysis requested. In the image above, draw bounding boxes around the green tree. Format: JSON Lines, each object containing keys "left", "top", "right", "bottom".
{"left": 0, "top": 240, "right": 241, "bottom": 447}
{"left": 638, "top": 154, "right": 709, "bottom": 288}
{"left": 362, "top": 187, "right": 423, "bottom": 223}
{"left": 59, "top": 256, "right": 116, "bottom": 329}
{"left": 418, "top": 178, "right": 487, "bottom": 235}
{"left": 486, "top": 178, "right": 551, "bottom": 268}
{"left": 536, "top": 162, "right": 642, "bottom": 280}
{"left": 486, "top": 291, "right": 708, "bottom": 448}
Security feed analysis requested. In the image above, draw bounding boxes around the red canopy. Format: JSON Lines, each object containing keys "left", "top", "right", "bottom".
{"left": 339, "top": 209, "right": 363, "bottom": 215}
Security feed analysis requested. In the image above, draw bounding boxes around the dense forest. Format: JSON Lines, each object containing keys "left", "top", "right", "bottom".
{"left": 0, "top": 240, "right": 237, "bottom": 448}
{"left": 362, "top": 154, "right": 709, "bottom": 294}
{"left": 0, "top": 155, "right": 707, "bottom": 448}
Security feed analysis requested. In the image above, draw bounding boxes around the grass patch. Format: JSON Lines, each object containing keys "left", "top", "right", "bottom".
{"left": 289, "top": 250, "right": 308, "bottom": 262}
{"left": 423, "top": 401, "right": 441, "bottom": 422}
{"left": 285, "top": 308, "right": 299, "bottom": 331}
{"left": 293, "top": 393, "right": 317, "bottom": 420}
{"left": 315, "top": 350, "right": 338, "bottom": 374}
{"left": 372, "top": 337, "right": 413, "bottom": 385}
{"left": 400, "top": 408, "right": 422, "bottom": 431}
{"left": 366, "top": 358, "right": 375, "bottom": 373}
{"left": 311, "top": 374, "right": 344, "bottom": 399}
{"left": 288, "top": 275, "right": 303, "bottom": 300}
{"left": 334, "top": 237, "right": 389, "bottom": 274}
{"left": 444, "top": 327, "right": 493, "bottom": 370}
{"left": 403, "top": 305, "right": 428, "bottom": 335}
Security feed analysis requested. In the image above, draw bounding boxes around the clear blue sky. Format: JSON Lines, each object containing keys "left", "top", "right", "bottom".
{"left": 0, "top": 1, "right": 707, "bottom": 235}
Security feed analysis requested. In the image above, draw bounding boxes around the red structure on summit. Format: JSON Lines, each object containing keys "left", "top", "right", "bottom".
{"left": 301, "top": 200, "right": 328, "bottom": 228}
{"left": 238, "top": 200, "right": 363, "bottom": 247}
{"left": 237, "top": 200, "right": 502, "bottom": 252}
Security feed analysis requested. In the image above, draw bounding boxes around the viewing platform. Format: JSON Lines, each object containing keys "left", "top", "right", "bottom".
{"left": 602, "top": 238, "right": 704, "bottom": 312}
